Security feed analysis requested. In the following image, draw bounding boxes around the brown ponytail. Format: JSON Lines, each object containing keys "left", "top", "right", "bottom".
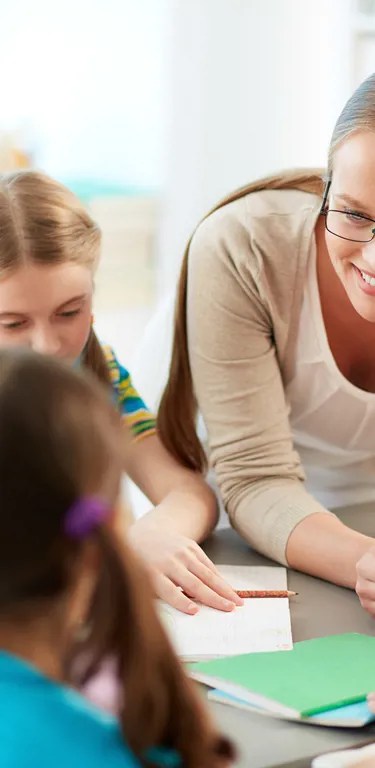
{"left": 83, "top": 328, "right": 112, "bottom": 388}
{"left": 0, "top": 348, "right": 231, "bottom": 766}
{"left": 157, "top": 168, "right": 326, "bottom": 473}
{"left": 77, "top": 528, "right": 235, "bottom": 768}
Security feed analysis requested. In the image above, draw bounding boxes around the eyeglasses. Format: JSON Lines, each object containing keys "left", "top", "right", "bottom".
{"left": 320, "top": 180, "right": 375, "bottom": 243}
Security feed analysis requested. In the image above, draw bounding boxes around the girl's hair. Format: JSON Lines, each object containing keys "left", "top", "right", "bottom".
{"left": 158, "top": 71, "right": 375, "bottom": 472}
{"left": 0, "top": 349, "right": 234, "bottom": 768}
{"left": 0, "top": 170, "right": 111, "bottom": 386}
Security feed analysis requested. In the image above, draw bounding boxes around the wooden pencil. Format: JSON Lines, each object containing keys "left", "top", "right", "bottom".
{"left": 182, "top": 589, "right": 298, "bottom": 600}
{"left": 235, "top": 590, "right": 298, "bottom": 598}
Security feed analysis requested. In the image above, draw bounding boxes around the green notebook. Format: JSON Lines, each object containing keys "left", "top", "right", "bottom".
{"left": 190, "top": 633, "right": 375, "bottom": 719}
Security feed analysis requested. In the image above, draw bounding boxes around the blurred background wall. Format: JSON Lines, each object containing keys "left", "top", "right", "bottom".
{"left": 0, "top": 0, "right": 374, "bottom": 362}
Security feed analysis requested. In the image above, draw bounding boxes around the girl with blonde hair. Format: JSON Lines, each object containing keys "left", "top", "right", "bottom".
{"left": 0, "top": 169, "right": 240, "bottom": 615}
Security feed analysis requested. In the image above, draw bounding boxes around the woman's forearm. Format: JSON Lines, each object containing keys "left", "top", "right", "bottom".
{"left": 286, "top": 513, "right": 374, "bottom": 588}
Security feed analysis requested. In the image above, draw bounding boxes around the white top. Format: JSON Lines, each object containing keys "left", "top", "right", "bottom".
{"left": 286, "top": 241, "right": 375, "bottom": 509}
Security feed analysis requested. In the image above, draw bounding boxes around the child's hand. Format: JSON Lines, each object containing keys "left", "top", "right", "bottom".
{"left": 356, "top": 546, "right": 375, "bottom": 616}
{"left": 128, "top": 527, "right": 243, "bottom": 614}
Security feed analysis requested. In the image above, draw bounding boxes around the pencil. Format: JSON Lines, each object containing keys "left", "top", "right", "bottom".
{"left": 235, "top": 590, "right": 298, "bottom": 598}
{"left": 181, "top": 589, "right": 298, "bottom": 600}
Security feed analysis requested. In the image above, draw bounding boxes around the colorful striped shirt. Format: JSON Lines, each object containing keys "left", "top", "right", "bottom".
{"left": 102, "top": 346, "right": 157, "bottom": 442}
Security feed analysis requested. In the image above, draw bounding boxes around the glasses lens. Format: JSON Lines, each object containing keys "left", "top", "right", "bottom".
{"left": 326, "top": 211, "right": 374, "bottom": 242}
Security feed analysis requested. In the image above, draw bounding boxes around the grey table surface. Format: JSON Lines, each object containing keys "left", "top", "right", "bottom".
{"left": 202, "top": 504, "right": 375, "bottom": 768}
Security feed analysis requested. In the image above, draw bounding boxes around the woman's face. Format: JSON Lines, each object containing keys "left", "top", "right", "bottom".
{"left": 326, "top": 131, "right": 375, "bottom": 323}
{"left": 0, "top": 262, "right": 93, "bottom": 363}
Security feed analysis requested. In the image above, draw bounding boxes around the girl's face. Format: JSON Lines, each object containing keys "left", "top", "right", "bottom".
{"left": 325, "top": 131, "right": 375, "bottom": 323}
{"left": 0, "top": 263, "right": 93, "bottom": 363}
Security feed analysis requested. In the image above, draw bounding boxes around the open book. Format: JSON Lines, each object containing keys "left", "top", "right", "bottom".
{"left": 158, "top": 565, "right": 293, "bottom": 661}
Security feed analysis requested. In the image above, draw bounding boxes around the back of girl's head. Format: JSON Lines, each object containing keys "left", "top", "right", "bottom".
{"left": 0, "top": 347, "right": 122, "bottom": 608}
{"left": 0, "top": 349, "right": 234, "bottom": 768}
{"left": 0, "top": 170, "right": 110, "bottom": 384}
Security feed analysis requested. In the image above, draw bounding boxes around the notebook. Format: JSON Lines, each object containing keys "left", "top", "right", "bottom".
{"left": 158, "top": 565, "right": 293, "bottom": 661}
{"left": 312, "top": 742, "right": 375, "bottom": 766}
{"left": 190, "top": 633, "right": 375, "bottom": 721}
{"left": 207, "top": 690, "right": 375, "bottom": 728}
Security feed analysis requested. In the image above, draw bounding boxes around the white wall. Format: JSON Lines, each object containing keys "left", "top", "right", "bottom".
{"left": 157, "top": 0, "right": 353, "bottom": 297}
{"left": 0, "top": 0, "right": 169, "bottom": 189}
{"left": 0, "top": 0, "right": 357, "bottom": 307}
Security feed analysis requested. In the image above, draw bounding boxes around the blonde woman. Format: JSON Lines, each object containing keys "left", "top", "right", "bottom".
{"left": 0, "top": 170, "right": 241, "bottom": 615}
{"left": 158, "top": 72, "right": 375, "bottom": 615}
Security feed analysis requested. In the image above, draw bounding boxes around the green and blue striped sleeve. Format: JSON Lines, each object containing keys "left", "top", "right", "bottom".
{"left": 102, "top": 345, "right": 157, "bottom": 442}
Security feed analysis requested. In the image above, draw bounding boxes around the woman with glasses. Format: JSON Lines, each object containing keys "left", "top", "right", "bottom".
{"left": 157, "top": 72, "right": 375, "bottom": 615}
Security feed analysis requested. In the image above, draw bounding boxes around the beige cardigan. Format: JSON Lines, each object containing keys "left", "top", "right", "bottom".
{"left": 187, "top": 188, "right": 333, "bottom": 565}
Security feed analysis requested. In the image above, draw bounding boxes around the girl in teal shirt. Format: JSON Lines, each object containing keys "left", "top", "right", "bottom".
{"left": 0, "top": 348, "right": 234, "bottom": 768}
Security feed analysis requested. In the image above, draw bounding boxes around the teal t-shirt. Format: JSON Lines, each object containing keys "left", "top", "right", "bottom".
{"left": 0, "top": 651, "right": 179, "bottom": 768}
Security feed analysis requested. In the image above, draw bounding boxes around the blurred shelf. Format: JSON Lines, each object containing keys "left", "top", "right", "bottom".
{"left": 59, "top": 177, "right": 159, "bottom": 205}
{"left": 89, "top": 194, "right": 160, "bottom": 312}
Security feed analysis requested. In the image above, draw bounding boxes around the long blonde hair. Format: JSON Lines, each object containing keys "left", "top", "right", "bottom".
{"left": 157, "top": 72, "right": 375, "bottom": 471}
{"left": 0, "top": 170, "right": 110, "bottom": 385}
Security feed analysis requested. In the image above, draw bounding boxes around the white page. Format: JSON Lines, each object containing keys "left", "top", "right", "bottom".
{"left": 158, "top": 565, "right": 293, "bottom": 661}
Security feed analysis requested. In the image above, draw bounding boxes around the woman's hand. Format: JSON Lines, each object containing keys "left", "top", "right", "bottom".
{"left": 356, "top": 546, "right": 375, "bottom": 616}
{"left": 128, "top": 525, "right": 243, "bottom": 614}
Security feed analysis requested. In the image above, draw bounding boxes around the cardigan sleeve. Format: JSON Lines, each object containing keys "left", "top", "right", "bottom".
{"left": 186, "top": 201, "right": 332, "bottom": 565}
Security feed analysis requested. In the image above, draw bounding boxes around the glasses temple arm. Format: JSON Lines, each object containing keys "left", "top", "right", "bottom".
{"left": 320, "top": 179, "right": 331, "bottom": 214}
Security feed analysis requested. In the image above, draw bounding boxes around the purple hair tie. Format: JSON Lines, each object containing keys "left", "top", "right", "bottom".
{"left": 64, "top": 496, "right": 111, "bottom": 539}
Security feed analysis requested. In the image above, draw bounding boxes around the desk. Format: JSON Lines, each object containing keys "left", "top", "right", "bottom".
{"left": 203, "top": 504, "right": 375, "bottom": 768}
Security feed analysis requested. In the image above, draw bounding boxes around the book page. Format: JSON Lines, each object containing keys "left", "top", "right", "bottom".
{"left": 158, "top": 565, "right": 293, "bottom": 660}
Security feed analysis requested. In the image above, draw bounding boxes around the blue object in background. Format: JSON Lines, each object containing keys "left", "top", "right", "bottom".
{"left": 59, "top": 178, "right": 157, "bottom": 204}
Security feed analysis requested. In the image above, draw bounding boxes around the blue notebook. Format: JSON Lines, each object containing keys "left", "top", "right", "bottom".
{"left": 208, "top": 689, "right": 375, "bottom": 728}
